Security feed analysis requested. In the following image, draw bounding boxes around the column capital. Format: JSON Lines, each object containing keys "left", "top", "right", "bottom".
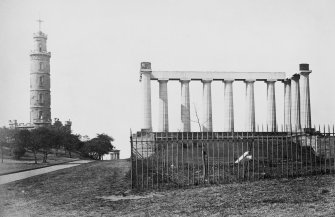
{"left": 299, "top": 63, "right": 309, "bottom": 71}
{"left": 300, "top": 70, "right": 312, "bottom": 76}
{"left": 158, "top": 78, "right": 169, "bottom": 82}
{"left": 140, "top": 62, "right": 151, "bottom": 70}
{"left": 282, "top": 78, "right": 291, "bottom": 84}
{"left": 202, "top": 78, "right": 213, "bottom": 83}
{"left": 244, "top": 79, "right": 256, "bottom": 83}
{"left": 223, "top": 79, "right": 234, "bottom": 83}
{"left": 265, "top": 79, "right": 277, "bottom": 83}
{"left": 180, "top": 78, "right": 191, "bottom": 83}
{"left": 291, "top": 73, "right": 300, "bottom": 81}
{"left": 140, "top": 62, "right": 152, "bottom": 73}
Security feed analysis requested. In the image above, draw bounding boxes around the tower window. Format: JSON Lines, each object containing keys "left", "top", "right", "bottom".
{"left": 39, "top": 45, "right": 42, "bottom": 52}
{"left": 39, "top": 62, "right": 43, "bottom": 70}
{"left": 39, "top": 111, "right": 43, "bottom": 119}
{"left": 39, "top": 76, "right": 44, "bottom": 86}
{"left": 39, "top": 94, "right": 43, "bottom": 103}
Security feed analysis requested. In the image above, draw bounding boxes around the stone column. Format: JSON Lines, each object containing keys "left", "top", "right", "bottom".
{"left": 291, "top": 74, "right": 301, "bottom": 132}
{"left": 283, "top": 79, "right": 291, "bottom": 132}
{"left": 158, "top": 79, "right": 169, "bottom": 132}
{"left": 223, "top": 79, "right": 234, "bottom": 132}
{"left": 245, "top": 80, "right": 256, "bottom": 132}
{"left": 202, "top": 79, "right": 213, "bottom": 132}
{"left": 299, "top": 63, "right": 312, "bottom": 129}
{"left": 140, "top": 62, "right": 152, "bottom": 131}
{"left": 265, "top": 80, "right": 277, "bottom": 132}
{"left": 180, "top": 79, "right": 191, "bottom": 132}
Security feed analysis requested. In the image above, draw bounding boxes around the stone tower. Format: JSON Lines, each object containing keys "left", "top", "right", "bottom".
{"left": 30, "top": 20, "right": 51, "bottom": 127}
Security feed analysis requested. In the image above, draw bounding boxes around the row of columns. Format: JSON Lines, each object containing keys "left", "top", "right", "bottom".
{"left": 141, "top": 62, "right": 312, "bottom": 132}
{"left": 284, "top": 64, "right": 312, "bottom": 131}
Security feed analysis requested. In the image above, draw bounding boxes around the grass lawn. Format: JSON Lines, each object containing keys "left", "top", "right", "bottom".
{"left": 0, "top": 149, "right": 81, "bottom": 175}
{"left": 1, "top": 160, "right": 335, "bottom": 216}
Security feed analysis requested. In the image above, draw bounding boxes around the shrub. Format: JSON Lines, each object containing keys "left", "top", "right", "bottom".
{"left": 12, "top": 145, "right": 26, "bottom": 159}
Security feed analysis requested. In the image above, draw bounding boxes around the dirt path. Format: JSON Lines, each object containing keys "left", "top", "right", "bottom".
{"left": 0, "top": 160, "right": 92, "bottom": 185}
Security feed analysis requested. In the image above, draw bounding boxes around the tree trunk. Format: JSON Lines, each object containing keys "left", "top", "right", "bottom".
{"left": 42, "top": 151, "right": 47, "bottom": 163}
{"left": 69, "top": 150, "right": 72, "bottom": 158}
{"left": 33, "top": 150, "right": 37, "bottom": 164}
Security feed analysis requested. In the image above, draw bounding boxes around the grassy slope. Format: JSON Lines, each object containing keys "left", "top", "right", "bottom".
{"left": 1, "top": 160, "right": 335, "bottom": 216}
{"left": 0, "top": 147, "right": 81, "bottom": 175}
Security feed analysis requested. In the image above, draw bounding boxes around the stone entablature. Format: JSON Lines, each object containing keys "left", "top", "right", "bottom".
{"left": 150, "top": 71, "right": 286, "bottom": 81}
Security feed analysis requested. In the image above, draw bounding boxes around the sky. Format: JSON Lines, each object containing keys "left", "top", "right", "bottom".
{"left": 1, "top": 0, "right": 335, "bottom": 158}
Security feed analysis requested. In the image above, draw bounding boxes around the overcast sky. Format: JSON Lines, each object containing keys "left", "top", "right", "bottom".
{"left": 1, "top": 0, "right": 335, "bottom": 158}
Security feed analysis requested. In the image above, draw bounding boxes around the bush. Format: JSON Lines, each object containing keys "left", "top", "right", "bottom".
{"left": 12, "top": 145, "right": 26, "bottom": 159}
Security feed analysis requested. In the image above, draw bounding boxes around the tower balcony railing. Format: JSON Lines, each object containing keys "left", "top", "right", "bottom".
{"left": 33, "top": 119, "right": 52, "bottom": 124}
{"left": 30, "top": 50, "right": 51, "bottom": 56}
{"left": 33, "top": 31, "right": 48, "bottom": 38}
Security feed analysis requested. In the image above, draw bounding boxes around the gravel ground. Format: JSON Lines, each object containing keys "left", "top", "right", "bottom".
{"left": 0, "top": 160, "right": 335, "bottom": 216}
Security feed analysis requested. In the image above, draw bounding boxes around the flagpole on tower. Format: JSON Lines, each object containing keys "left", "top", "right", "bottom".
{"left": 37, "top": 18, "right": 43, "bottom": 32}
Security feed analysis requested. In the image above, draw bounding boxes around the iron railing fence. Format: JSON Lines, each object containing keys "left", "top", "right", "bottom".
{"left": 130, "top": 127, "right": 335, "bottom": 190}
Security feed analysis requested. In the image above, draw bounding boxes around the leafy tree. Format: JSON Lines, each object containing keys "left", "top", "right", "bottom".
{"left": 0, "top": 127, "right": 7, "bottom": 163}
{"left": 32, "top": 127, "right": 54, "bottom": 163}
{"left": 63, "top": 133, "right": 82, "bottom": 158}
{"left": 51, "top": 120, "right": 64, "bottom": 156}
{"left": 0, "top": 127, "right": 19, "bottom": 161}
{"left": 12, "top": 144, "right": 26, "bottom": 160}
{"left": 17, "top": 130, "right": 41, "bottom": 164}
{"left": 13, "top": 130, "right": 33, "bottom": 160}
{"left": 82, "top": 134, "right": 114, "bottom": 160}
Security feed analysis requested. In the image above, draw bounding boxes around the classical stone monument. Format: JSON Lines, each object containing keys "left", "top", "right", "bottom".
{"left": 29, "top": 19, "right": 52, "bottom": 127}
{"left": 139, "top": 62, "right": 312, "bottom": 132}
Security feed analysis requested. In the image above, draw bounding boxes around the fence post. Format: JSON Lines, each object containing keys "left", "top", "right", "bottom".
{"left": 130, "top": 130, "right": 134, "bottom": 189}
